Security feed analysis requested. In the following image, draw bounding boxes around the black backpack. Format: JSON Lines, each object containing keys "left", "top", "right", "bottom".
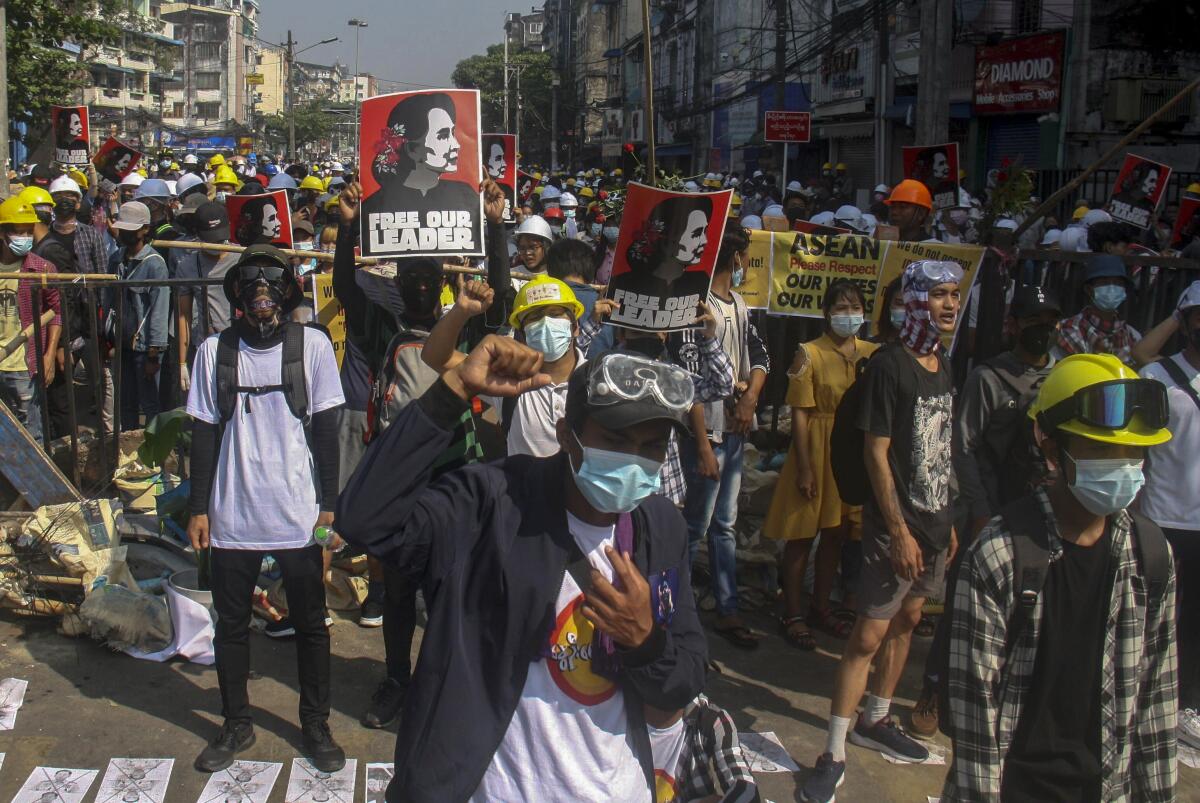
{"left": 215, "top": 323, "right": 309, "bottom": 425}
{"left": 936, "top": 499, "right": 1172, "bottom": 741}
{"left": 978, "top": 357, "right": 1054, "bottom": 505}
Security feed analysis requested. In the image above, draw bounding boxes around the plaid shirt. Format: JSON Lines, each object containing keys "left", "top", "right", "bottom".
{"left": 1055, "top": 307, "right": 1141, "bottom": 366}
{"left": 578, "top": 318, "right": 735, "bottom": 504}
{"left": 9, "top": 252, "right": 62, "bottom": 376}
{"left": 943, "top": 489, "right": 1177, "bottom": 802}
{"left": 673, "top": 694, "right": 760, "bottom": 803}
{"left": 70, "top": 219, "right": 108, "bottom": 275}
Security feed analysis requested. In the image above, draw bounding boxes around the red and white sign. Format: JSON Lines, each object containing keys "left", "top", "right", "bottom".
{"left": 764, "top": 111, "right": 811, "bottom": 144}
{"left": 973, "top": 31, "right": 1065, "bottom": 115}
{"left": 1106, "top": 154, "right": 1172, "bottom": 230}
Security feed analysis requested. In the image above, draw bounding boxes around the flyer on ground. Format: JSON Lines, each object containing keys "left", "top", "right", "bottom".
{"left": 225, "top": 189, "right": 293, "bottom": 248}
{"left": 52, "top": 105, "right": 90, "bottom": 166}
{"left": 482, "top": 133, "right": 517, "bottom": 223}
{"left": 605, "top": 182, "right": 733, "bottom": 332}
{"left": 92, "top": 137, "right": 142, "bottom": 184}
{"left": 902, "top": 143, "right": 960, "bottom": 210}
{"left": 358, "top": 88, "right": 484, "bottom": 258}
{"left": 1107, "top": 154, "right": 1172, "bottom": 230}
{"left": 1171, "top": 197, "right": 1199, "bottom": 251}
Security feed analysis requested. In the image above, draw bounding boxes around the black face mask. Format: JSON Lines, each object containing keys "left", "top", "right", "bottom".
{"left": 54, "top": 198, "right": 78, "bottom": 219}
{"left": 1017, "top": 322, "right": 1055, "bottom": 356}
{"left": 398, "top": 279, "right": 439, "bottom": 322}
{"left": 238, "top": 280, "right": 286, "bottom": 338}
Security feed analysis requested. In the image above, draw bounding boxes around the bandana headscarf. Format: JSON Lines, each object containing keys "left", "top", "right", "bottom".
{"left": 899, "top": 260, "right": 963, "bottom": 355}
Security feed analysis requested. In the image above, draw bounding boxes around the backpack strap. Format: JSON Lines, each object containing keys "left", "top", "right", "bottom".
{"left": 1127, "top": 510, "right": 1171, "bottom": 608}
{"left": 1156, "top": 356, "right": 1200, "bottom": 417}
{"left": 280, "top": 323, "right": 309, "bottom": 422}
{"left": 215, "top": 327, "right": 242, "bottom": 424}
{"left": 999, "top": 499, "right": 1053, "bottom": 653}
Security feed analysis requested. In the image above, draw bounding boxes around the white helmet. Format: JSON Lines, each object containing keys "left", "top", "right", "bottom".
{"left": 811, "top": 211, "right": 837, "bottom": 226}
{"left": 515, "top": 215, "right": 554, "bottom": 244}
{"left": 541, "top": 184, "right": 562, "bottom": 203}
{"left": 165, "top": 180, "right": 177, "bottom": 197}
{"left": 182, "top": 153, "right": 198, "bottom": 165}
{"left": 740, "top": 214, "right": 763, "bottom": 230}
{"left": 1040, "top": 228, "right": 1063, "bottom": 246}
{"left": 1081, "top": 208, "right": 1112, "bottom": 228}
{"left": 994, "top": 217, "right": 1018, "bottom": 231}
{"left": 860, "top": 212, "right": 878, "bottom": 234}
{"left": 761, "top": 203, "right": 786, "bottom": 219}
{"left": 684, "top": 180, "right": 701, "bottom": 192}
{"left": 834, "top": 204, "right": 864, "bottom": 231}
{"left": 330, "top": 161, "right": 344, "bottom": 172}
{"left": 873, "top": 183, "right": 890, "bottom": 195}
{"left": 48, "top": 175, "right": 82, "bottom": 196}
{"left": 786, "top": 180, "right": 804, "bottom": 194}
{"left": 176, "top": 172, "right": 205, "bottom": 197}
{"left": 119, "top": 172, "right": 145, "bottom": 187}
{"left": 1058, "top": 227, "right": 1088, "bottom": 252}
{"left": 559, "top": 192, "right": 578, "bottom": 208}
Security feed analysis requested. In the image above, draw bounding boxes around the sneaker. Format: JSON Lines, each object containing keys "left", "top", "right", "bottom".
{"left": 194, "top": 721, "right": 256, "bottom": 772}
{"left": 909, "top": 686, "right": 939, "bottom": 740}
{"left": 301, "top": 720, "right": 346, "bottom": 773}
{"left": 359, "top": 598, "right": 384, "bottom": 628}
{"left": 799, "top": 752, "right": 845, "bottom": 802}
{"left": 362, "top": 678, "right": 407, "bottom": 729}
{"left": 1180, "top": 708, "right": 1200, "bottom": 749}
{"left": 264, "top": 618, "right": 296, "bottom": 638}
{"left": 848, "top": 714, "right": 929, "bottom": 763}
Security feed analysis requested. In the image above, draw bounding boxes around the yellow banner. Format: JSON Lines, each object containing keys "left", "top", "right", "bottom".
{"left": 311, "top": 273, "right": 346, "bottom": 368}
{"left": 740, "top": 229, "right": 774, "bottom": 309}
{"left": 767, "top": 232, "right": 886, "bottom": 318}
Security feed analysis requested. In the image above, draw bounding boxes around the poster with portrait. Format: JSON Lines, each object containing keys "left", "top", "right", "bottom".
{"left": 12, "top": 767, "right": 99, "bottom": 803}
{"left": 52, "top": 105, "right": 90, "bottom": 166}
{"left": 902, "top": 143, "right": 960, "bottom": 210}
{"left": 364, "top": 764, "right": 393, "bottom": 803}
{"left": 1171, "top": 197, "right": 1200, "bottom": 251}
{"left": 92, "top": 137, "right": 142, "bottom": 185}
{"left": 482, "top": 133, "right": 517, "bottom": 223}
{"left": 0, "top": 676, "right": 28, "bottom": 730}
{"left": 358, "top": 88, "right": 483, "bottom": 258}
{"left": 195, "top": 761, "right": 281, "bottom": 803}
{"left": 283, "top": 758, "right": 356, "bottom": 803}
{"left": 605, "top": 183, "right": 733, "bottom": 332}
{"left": 517, "top": 169, "right": 536, "bottom": 204}
{"left": 96, "top": 758, "right": 174, "bottom": 803}
{"left": 1107, "top": 154, "right": 1172, "bottom": 230}
{"left": 225, "top": 189, "right": 293, "bottom": 248}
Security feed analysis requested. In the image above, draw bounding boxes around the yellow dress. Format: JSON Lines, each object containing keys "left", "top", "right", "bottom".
{"left": 764, "top": 334, "right": 878, "bottom": 541}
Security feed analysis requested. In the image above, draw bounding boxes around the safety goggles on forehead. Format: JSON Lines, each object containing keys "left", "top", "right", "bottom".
{"left": 589, "top": 352, "right": 695, "bottom": 412}
{"left": 237, "top": 263, "right": 287, "bottom": 283}
{"left": 1040, "top": 379, "right": 1168, "bottom": 433}
{"left": 909, "top": 260, "right": 964, "bottom": 286}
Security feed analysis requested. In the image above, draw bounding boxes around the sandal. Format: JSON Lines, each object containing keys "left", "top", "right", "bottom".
{"left": 807, "top": 606, "right": 855, "bottom": 639}
{"left": 779, "top": 616, "right": 816, "bottom": 651}
{"left": 914, "top": 614, "right": 937, "bottom": 638}
{"left": 713, "top": 617, "right": 761, "bottom": 651}
{"left": 831, "top": 605, "right": 858, "bottom": 625}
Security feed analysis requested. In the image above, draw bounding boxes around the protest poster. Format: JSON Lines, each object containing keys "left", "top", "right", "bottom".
{"left": 225, "top": 189, "right": 293, "bottom": 248}
{"left": 876, "top": 238, "right": 986, "bottom": 334}
{"left": 1106, "top": 154, "right": 1171, "bottom": 230}
{"left": 517, "top": 170, "right": 536, "bottom": 204}
{"left": 902, "top": 143, "right": 960, "bottom": 210}
{"left": 52, "top": 105, "right": 90, "bottom": 166}
{"left": 1171, "top": 197, "right": 1200, "bottom": 251}
{"left": 482, "top": 133, "right": 517, "bottom": 223}
{"left": 739, "top": 229, "right": 775, "bottom": 309}
{"left": 312, "top": 272, "right": 346, "bottom": 368}
{"left": 359, "top": 89, "right": 483, "bottom": 258}
{"left": 92, "top": 137, "right": 142, "bottom": 184}
{"left": 768, "top": 232, "right": 885, "bottom": 318}
{"left": 605, "top": 183, "right": 733, "bottom": 331}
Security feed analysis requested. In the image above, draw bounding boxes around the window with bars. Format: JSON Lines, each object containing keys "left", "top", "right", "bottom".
{"left": 195, "top": 72, "right": 221, "bottom": 90}
{"left": 1014, "top": 0, "right": 1043, "bottom": 33}
{"left": 196, "top": 101, "right": 221, "bottom": 119}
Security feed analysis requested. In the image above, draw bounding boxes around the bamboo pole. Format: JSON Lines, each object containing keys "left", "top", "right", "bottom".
{"left": 0, "top": 309, "right": 55, "bottom": 361}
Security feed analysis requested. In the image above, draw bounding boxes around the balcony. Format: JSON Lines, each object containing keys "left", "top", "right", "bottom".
{"left": 82, "top": 86, "right": 167, "bottom": 112}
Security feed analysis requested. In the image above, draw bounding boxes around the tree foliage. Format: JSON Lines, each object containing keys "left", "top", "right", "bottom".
{"left": 261, "top": 101, "right": 337, "bottom": 153}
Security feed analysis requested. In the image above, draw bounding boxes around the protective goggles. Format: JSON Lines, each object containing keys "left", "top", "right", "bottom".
{"left": 588, "top": 352, "right": 694, "bottom": 412}
{"left": 1039, "top": 379, "right": 1168, "bottom": 432}
{"left": 906, "top": 259, "right": 964, "bottom": 287}
{"left": 237, "top": 263, "right": 288, "bottom": 283}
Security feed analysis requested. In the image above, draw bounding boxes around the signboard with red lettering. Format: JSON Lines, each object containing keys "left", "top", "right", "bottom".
{"left": 764, "top": 111, "right": 812, "bottom": 144}
{"left": 1106, "top": 154, "right": 1171, "bottom": 230}
{"left": 973, "top": 31, "right": 1065, "bottom": 114}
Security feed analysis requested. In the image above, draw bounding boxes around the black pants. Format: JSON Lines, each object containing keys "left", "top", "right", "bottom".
{"left": 211, "top": 544, "right": 330, "bottom": 726}
{"left": 1164, "top": 528, "right": 1200, "bottom": 709}
{"left": 382, "top": 564, "right": 418, "bottom": 685}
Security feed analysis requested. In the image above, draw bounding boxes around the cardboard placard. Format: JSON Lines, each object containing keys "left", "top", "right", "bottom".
{"left": 902, "top": 143, "right": 961, "bottom": 210}
{"left": 225, "top": 189, "right": 293, "bottom": 248}
{"left": 1106, "top": 154, "right": 1172, "bottom": 230}
{"left": 92, "top": 137, "right": 142, "bottom": 184}
{"left": 482, "top": 133, "right": 517, "bottom": 223}
{"left": 52, "top": 105, "right": 90, "bottom": 166}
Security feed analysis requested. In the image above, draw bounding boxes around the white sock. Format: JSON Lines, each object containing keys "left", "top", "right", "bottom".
{"left": 826, "top": 715, "right": 852, "bottom": 762}
{"left": 864, "top": 694, "right": 891, "bottom": 725}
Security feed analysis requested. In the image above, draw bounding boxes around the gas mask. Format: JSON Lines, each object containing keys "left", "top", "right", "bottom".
{"left": 236, "top": 264, "right": 289, "bottom": 338}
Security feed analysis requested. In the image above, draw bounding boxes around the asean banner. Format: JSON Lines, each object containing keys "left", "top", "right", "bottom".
{"left": 359, "top": 89, "right": 484, "bottom": 258}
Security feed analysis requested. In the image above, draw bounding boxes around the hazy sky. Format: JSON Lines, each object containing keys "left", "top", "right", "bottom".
{"left": 257, "top": 0, "right": 518, "bottom": 91}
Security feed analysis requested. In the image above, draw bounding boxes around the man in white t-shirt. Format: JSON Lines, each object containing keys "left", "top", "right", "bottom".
{"left": 185, "top": 244, "right": 346, "bottom": 773}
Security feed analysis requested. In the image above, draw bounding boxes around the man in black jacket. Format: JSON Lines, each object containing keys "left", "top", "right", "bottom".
{"left": 338, "top": 342, "right": 708, "bottom": 803}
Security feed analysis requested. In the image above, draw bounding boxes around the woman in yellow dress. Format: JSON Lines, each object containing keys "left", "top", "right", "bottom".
{"left": 765, "top": 279, "right": 878, "bottom": 649}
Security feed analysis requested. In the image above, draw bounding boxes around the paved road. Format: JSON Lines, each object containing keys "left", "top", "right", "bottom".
{"left": 1, "top": 607, "right": 1195, "bottom": 802}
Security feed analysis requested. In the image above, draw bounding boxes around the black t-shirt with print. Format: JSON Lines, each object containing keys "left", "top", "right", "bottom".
{"left": 1001, "top": 526, "right": 1113, "bottom": 802}
{"left": 855, "top": 342, "right": 954, "bottom": 551}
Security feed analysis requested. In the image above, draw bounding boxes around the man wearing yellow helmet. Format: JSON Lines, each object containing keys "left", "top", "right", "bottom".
{"left": 943, "top": 352, "right": 1176, "bottom": 802}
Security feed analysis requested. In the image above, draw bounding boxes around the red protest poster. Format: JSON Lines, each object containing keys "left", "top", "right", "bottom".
{"left": 1107, "top": 154, "right": 1172, "bottom": 230}
{"left": 52, "top": 105, "right": 90, "bottom": 166}
{"left": 482, "top": 133, "right": 517, "bottom": 223}
{"left": 903, "top": 143, "right": 960, "bottom": 211}
{"left": 1171, "top": 197, "right": 1200, "bottom": 251}
{"left": 517, "top": 170, "right": 536, "bottom": 205}
{"left": 225, "top": 189, "right": 293, "bottom": 248}
{"left": 605, "top": 183, "right": 733, "bottom": 331}
{"left": 92, "top": 137, "right": 142, "bottom": 183}
{"left": 358, "top": 89, "right": 483, "bottom": 257}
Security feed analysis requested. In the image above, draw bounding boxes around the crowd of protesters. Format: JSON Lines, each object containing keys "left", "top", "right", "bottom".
{"left": 0, "top": 148, "right": 1196, "bottom": 803}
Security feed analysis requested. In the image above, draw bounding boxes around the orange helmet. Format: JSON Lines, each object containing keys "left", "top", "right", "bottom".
{"left": 885, "top": 179, "right": 933, "bottom": 211}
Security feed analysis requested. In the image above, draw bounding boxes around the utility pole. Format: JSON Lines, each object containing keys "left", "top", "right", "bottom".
{"left": 348, "top": 19, "right": 368, "bottom": 162}
{"left": 639, "top": 0, "right": 656, "bottom": 182}
{"left": 774, "top": 0, "right": 788, "bottom": 178}
{"left": 874, "top": 0, "right": 892, "bottom": 183}
{"left": 0, "top": 0, "right": 9, "bottom": 195}
{"left": 915, "top": 0, "right": 951, "bottom": 144}
{"left": 286, "top": 30, "right": 295, "bottom": 162}
{"left": 515, "top": 65, "right": 522, "bottom": 162}
{"left": 503, "top": 14, "right": 511, "bottom": 132}
{"left": 551, "top": 74, "right": 560, "bottom": 172}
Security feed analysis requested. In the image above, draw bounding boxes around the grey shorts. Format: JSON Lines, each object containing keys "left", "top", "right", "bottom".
{"left": 336, "top": 407, "right": 370, "bottom": 492}
{"left": 857, "top": 518, "right": 948, "bottom": 621}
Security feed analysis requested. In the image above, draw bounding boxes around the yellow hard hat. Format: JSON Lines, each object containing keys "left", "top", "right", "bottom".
{"left": 613, "top": 168, "right": 623, "bottom": 176}
{"left": 1187, "top": 182, "right": 1200, "bottom": 194}
{"left": 322, "top": 176, "right": 332, "bottom": 191}
{"left": 1027, "top": 353, "right": 1171, "bottom": 447}
{"left": 835, "top": 162, "right": 847, "bottom": 171}
{"left": 578, "top": 186, "right": 594, "bottom": 198}
{"left": 0, "top": 195, "right": 41, "bottom": 225}
{"left": 324, "top": 195, "right": 341, "bottom": 211}
{"left": 1072, "top": 205, "right": 1089, "bottom": 222}
{"left": 533, "top": 185, "right": 545, "bottom": 196}
{"left": 213, "top": 165, "right": 241, "bottom": 189}
{"left": 18, "top": 186, "right": 54, "bottom": 208}
{"left": 822, "top": 162, "right": 833, "bottom": 170}
{"left": 299, "top": 174, "right": 325, "bottom": 192}
{"left": 533, "top": 172, "right": 543, "bottom": 180}
{"left": 170, "top": 162, "right": 180, "bottom": 171}
{"left": 958, "top": 168, "right": 967, "bottom": 180}
{"left": 728, "top": 192, "right": 742, "bottom": 218}
{"left": 565, "top": 177, "right": 577, "bottom": 187}
{"left": 207, "top": 154, "right": 226, "bottom": 169}
{"left": 68, "top": 168, "right": 89, "bottom": 190}
{"left": 508, "top": 275, "right": 584, "bottom": 328}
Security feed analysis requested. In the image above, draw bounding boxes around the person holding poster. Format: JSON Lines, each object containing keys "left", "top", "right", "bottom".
{"left": 482, "top": 134, "right": 516, "bottom": 223}
{"left": 903, "top": 144, "right": 959, "bottom": 211}
{"left": 1107, "top": 155, "right": 1171, "bottom": 230}
{"left": 53, "top": 106, "right": 90, "bottom": 166}
{"left": 227, "top": 191, "right": 292, "bottom": 249}
{"left": 93, "top": 138, "right": 141, "bottom": 185}
{"left": 607, "top": 185, "right": 732, "bottom": 332}
{"left": 359, "top": 90, "right": 483, "bottom": 258}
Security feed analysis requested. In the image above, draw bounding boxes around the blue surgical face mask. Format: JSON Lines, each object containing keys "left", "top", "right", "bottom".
{"left": 6, "top": 235, "right": 33, "bottom": 256}
{"left": 603, "top": 226, "right": 620, "bottom": 243}
{"left": 589, "top": 222, "right": 603, "bottom": 238}
{"left": 830, "top": 313, "right": 865, "bottom": 338}
{"left": 890, "top": 308, "right": 907, "bottom": 328}
{"left": 564, "top": 208, "right": 576, "bottom": 219}
{"left": 569, "top": 431, "right": 664, "bottom": 513}
{"left": 523, "top": 315, "right": 573, "bottom": 362}
{"left": 731, "top": 267, "right": 745, "bottom": 287}
{"left": 1064, "top": 452, "right": 1144, "bottom": 516}
{"left": 1092, "top": 284, "right": 1126, "bottom": 311}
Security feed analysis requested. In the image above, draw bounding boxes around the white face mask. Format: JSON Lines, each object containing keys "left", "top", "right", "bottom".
{"left": 829, "top": 313, "right": 865, "bottom": 338}
{"left": 1065, "top": 453, "right": 1145, "bottom": 516}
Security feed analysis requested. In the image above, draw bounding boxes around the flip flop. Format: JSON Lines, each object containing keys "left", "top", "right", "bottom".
{"left": 713, "top": 620, "right": 762, "bottom": 650}
{"left": 779, "top": 616, "right": 816, "bottom": 651}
